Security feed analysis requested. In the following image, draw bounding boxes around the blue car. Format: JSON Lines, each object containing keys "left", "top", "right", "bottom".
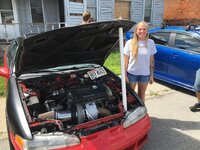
{"left": 126, "top": 25, "right": 200, "bottom": 91}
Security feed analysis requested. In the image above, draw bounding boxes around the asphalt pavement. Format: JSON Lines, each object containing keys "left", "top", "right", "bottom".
{"left": 0, "top": 80, "right": 200, "bottom": 150}
{"left": 142, "top": 88, "right": 200, "bottom": 150}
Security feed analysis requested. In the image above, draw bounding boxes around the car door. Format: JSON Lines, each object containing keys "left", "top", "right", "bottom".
{"left": 149, "top": 31, "right": 173, "bottom": 80}
{"left": 168, "top": 32, "right": 200, "bottom": 89}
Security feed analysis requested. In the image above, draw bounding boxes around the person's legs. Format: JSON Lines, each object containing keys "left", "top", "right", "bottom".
{"left": 190, "top": 91, "right": 200, "bottom": 111}
{"left": 137, "top": 75, "right": 150, "bottom": 101}
{"left": 138, "top": 82, "right": 148, "bottom": 101}
{"left": 127, "top": 73, "right": 137, "bottom": 91}
{"left": 194, "top": 69, "right": 200, "bottom": 93}
{"left": 196, "top": 92, "right": 200, "bottom": 102}
{"left": 194, "top": 69, "right": 200, "bottom": 104}
{"left": 127, "top": 74, "right": 150, "bottom": 101}
{"left": 130, "top": 82, "right": 137, "bottom": 91}
{"left": 190, "top": 69, "right": 200, "bottom": 112}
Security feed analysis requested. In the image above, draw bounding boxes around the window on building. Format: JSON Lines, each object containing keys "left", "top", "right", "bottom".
{"left": 87, "top": 0, "right": 97, "bottom": 22}
{"left": 144, "top": 0, "right": 152, "bottom": 23}
{"left": 115, "top": 0, "right": 131, "bottom": 20}
{"left": 30, "top": 0, "right": 44, "bottom": 23}
{"left": 0, "top": 0, "right": 14, "bottom": 23}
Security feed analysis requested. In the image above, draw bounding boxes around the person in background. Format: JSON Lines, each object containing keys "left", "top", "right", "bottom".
{"left": 190, "top": 68, "right": 200, "bottom": 112}
{"left": 124, "top": 21, "right": 157, "bottom": 102}
{"left": 82, "top": 11, "right": 91, "bottom": 24}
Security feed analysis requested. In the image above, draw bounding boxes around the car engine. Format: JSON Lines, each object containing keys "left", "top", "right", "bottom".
{"left": 19, "top": 67, "right": 137, "bottom": 136}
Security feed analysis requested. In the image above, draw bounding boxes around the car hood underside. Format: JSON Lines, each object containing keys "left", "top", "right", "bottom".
{"left": 15, "top": 20, "right": 135, "bottom": 77}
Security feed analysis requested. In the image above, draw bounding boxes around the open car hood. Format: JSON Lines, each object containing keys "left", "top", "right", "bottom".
{"left": 15, "top": 20, "right": 135, "bottom": 76}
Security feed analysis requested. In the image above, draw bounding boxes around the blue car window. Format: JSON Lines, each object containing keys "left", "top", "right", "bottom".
{"left": 149, "top": 32, "right": 170, "bottom": 46}
{"left": 174, "top": 33, "right": 200, "bottom": 53}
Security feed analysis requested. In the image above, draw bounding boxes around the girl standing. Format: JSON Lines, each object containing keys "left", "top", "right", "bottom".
{"left": 124, "top": 21, "right": 157, "bottom": 101}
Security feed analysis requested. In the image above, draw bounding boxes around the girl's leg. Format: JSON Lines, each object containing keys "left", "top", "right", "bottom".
{"left": 138, "top": 82, "right": 148, "bottom": 101}
{"left": 129, "top": 82, "right": 137, "bottom": 91}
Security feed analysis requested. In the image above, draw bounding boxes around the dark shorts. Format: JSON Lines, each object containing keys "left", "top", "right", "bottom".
{"left": 194, "top": 68, "right": 200, "bottom": 92}
{"left": 127, "top": 73, "right": 150, "bottom": 83}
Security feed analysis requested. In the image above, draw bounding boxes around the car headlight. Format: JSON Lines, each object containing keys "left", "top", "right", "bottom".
{"left": 123, "top": 106, "right": 147, "bottom": 128}
{"left": 15, "top": 132, "right": 80, "bottom": 150}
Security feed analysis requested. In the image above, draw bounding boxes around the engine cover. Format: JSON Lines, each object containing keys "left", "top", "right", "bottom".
{"left": 67, "top": 83, "right": 111, "bottom": 104}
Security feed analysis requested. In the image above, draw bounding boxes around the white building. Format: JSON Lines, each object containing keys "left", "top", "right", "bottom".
{"left": 0, "top": 0, "right": 164, "bottom": 41}
{"left": 0, "top": 0, "right": 115, "bottom": 41}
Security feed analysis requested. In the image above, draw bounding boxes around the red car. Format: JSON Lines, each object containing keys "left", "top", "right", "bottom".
{"left": 0, "top": 20, "right": 151, "bottom": 150}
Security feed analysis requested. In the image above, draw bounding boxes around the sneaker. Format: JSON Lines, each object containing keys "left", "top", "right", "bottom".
{"left": 189, "top": 103, "right": 200, "bottom": 112}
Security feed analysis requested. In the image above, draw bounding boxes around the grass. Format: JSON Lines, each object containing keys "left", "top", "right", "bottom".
{"left": 104, "top": 49, "right": 121, "bottom": 75}
{"left": 0, "top": 59, "right": 5, "bottom": 96}
{"left": 0, "top": 50, "right": 121, "bottom": 97}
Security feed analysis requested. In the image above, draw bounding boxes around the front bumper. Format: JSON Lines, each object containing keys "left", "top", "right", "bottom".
{"left": 55, "top": 115, "right": 151, "bottom": 150}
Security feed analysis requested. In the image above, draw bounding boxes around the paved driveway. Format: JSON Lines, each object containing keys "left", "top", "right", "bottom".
{"left": 142, "top": 90, "right": 200, "bottom": 150}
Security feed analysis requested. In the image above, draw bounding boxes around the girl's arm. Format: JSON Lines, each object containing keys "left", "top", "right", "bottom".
{"left": 149, "top": 55, "right": 155, "bottom": 84}
{"left": 124, "top": 54, "right": 130, "bottom": 83}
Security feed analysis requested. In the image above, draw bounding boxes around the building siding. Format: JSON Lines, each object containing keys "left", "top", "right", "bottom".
{"left": 152, "top": 0, "right": 164, "bottom": 26}
{"left": 130, "top": 0, "right": 164, "bottom": 26}
{"left": 131, "top": 0, "right": 144, "bottom": 23}
{"left": 1, "top": 0, "right": 115, "bottom": 40}
{"left": 99, "top": 0, "right": 114, "bottom": 21}
{"left": 65, "top": 1, "right": 85, "bottom": 26}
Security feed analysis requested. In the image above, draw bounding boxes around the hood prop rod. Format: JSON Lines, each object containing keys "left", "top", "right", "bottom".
{"left": 119, "top": 27, "right": 127, "bottom": 112}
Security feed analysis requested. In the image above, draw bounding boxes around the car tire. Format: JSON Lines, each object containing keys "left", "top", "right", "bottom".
{"left": 6, "top": 111, "right": 15, "bottom": 150}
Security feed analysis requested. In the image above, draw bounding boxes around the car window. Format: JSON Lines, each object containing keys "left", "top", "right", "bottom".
{"left": 149, "top": 32, "right": 170, "bottom": 46}
{"left": 174, "top": 33, "right": 200, "bottom": 53}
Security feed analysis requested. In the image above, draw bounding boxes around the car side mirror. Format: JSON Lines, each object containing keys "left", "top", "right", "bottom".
{"left": 0, "top": 66, "right": 9, "bottom": 78}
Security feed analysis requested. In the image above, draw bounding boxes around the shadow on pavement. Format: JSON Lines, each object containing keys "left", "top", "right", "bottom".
{"left": 142, "top": 117, "right": 200, "bottom": 150}
{"left": 154, "top": 79, "right": 196, "bottom": 97}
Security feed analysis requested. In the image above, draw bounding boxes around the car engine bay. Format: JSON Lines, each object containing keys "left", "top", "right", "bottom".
{"left": 18, "top": 66, "right": 139, "bottom": 136}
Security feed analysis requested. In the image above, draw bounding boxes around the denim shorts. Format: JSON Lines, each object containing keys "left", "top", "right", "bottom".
{"left": 127, "top": 73, "right": 150, "bottom": 83}
{"left": 194, "top": 68, "right": 200, "bottom": 92}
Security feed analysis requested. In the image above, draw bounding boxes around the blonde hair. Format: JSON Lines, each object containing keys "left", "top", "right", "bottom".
{"left": 82, "top": 11, "right": 91, "bottom": 23}
{"left": 131, "top": 21, "right": 149, "bottom": 58}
